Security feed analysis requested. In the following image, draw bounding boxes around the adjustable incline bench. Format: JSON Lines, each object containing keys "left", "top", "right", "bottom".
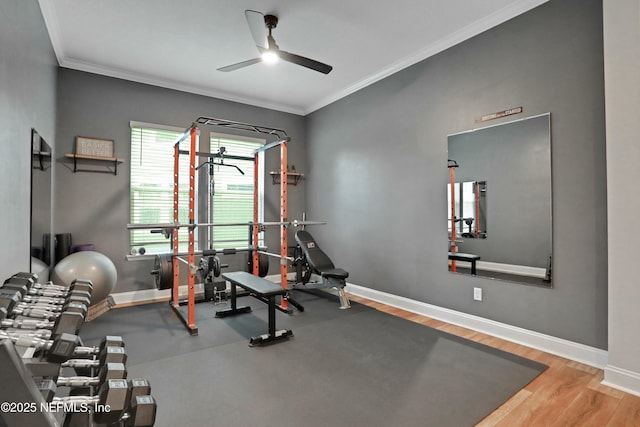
{"left": 294, "top": 230, "right": 351, "bottom": 309}
{"left": 215, "top": 271, "right": 293, "bottom": 346}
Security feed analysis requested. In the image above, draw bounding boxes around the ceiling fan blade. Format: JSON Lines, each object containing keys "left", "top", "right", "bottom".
{"left": 217, "top": 58, "right": 262, "bottom": 72}
{"left": 279, "top": 50, "right": 333, "bottom": 74}
{"left": 245, "top": 10, "right": 268, "bottom": 50}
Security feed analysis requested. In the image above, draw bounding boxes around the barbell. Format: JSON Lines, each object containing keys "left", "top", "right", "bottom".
{"left": 150, "top": 251, "right": 269, "bottom": 290}
{"left": 127, "top": 219, "right": 326, "bottom": 231}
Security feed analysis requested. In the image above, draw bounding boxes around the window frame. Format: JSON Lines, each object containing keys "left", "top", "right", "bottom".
{"left": 129, "top": 121, "right": 199, "bottom": 255}
{"left": 129, "top": 122, "right": 266, "bottom": 255}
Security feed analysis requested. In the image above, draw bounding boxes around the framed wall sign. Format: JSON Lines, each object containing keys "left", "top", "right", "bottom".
{"left": 75, "top": 136, "right": 115, "bottom": 158}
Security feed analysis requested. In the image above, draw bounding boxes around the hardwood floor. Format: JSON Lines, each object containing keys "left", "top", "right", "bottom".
{"left": 347, "top": 295, "right": 640, "bottom": 427}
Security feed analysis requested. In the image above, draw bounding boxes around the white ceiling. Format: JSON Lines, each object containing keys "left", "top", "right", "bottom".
{"left": 38, "top": 0, "right": 548, "bottom": 116}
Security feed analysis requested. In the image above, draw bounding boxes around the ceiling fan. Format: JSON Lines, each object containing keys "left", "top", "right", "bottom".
{"left": 217, "top": 10, "right": 333, "bottom": 75}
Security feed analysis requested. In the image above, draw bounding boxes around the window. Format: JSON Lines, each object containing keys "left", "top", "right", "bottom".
{"left": 130, "top": 122, "right": 196, "bottom": 254}
{"left": 208, "top": 133, "right": 264, "bottom": 249}
{"left": 130, "top": 124, "right": 265, "bottom": 254}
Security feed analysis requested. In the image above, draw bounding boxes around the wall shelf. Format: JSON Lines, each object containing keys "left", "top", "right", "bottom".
{"left": 32, "top": 151, "right": 52, "bottom": 171}
{"left": 269, "top": 170, "right": 304, "bottom": 185}
{"left": 64, "top": 153, "right": 124, "bottom": 175}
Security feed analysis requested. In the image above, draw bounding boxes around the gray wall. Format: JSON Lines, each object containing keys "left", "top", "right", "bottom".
{"left": 448, "top": 114, "right": 552, "bottom": 269}
{"left": 55, "top": 69, "right": 306, "bottom": 294}
{"left": 0, "top": 0, "right": 57, "bottom": 280}
{"left": 305, "top": 0, "right": 607, "bottom": 348}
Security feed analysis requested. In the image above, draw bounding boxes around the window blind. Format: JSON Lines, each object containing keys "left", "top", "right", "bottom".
{"left": 209, "top": 134, "right": 264, "bottom": 248}
{"left": 130, "top": 124, "right": 196, "bottom": 253}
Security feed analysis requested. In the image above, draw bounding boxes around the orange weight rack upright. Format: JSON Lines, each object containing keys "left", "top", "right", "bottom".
{"left": 168, "top": 117, "right": 290, "bottom": 335}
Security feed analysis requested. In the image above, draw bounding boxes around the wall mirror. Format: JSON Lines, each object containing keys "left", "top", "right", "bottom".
{"left": 31, "top": 128, "right": 53, "bottom": 275}
{"left": 447, "top": 113, "right": 552, "bottom": 287}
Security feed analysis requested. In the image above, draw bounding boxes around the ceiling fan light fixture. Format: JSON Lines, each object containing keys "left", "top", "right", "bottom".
{"left": 217, "top": 10, "right": 333, "bottom": 74}
{"left": 261, "top": 49, "right": 279, "bottom": 64}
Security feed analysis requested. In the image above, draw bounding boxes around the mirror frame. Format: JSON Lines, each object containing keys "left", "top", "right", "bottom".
{"left": 447, "top": 113, "right": 552, "bottom": 287}
{"left": 30, "top": 128, "right": 53, "bottom": 274}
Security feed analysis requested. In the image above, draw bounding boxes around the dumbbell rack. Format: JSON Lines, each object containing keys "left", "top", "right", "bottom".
{"left": 0, "top": 272, "right": 157, "bottom": 426}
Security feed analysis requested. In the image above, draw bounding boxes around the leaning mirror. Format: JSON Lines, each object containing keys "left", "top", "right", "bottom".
{"left": 447, "top": 113, "right": 552, "bottom": 287}
{"left": 31, "top": 128, "right": 53, "bottom": 278}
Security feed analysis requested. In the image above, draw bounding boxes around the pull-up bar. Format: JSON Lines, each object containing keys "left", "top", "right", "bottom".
{"left": 195, "top": 116, "right": 288, "bottom": 139}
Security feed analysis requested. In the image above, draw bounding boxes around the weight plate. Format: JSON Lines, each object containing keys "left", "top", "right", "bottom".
{"left": 152, "top": 254, "right": 173, "bottom": 290}
{"left": 212, "top": 256, "right": 221, "bottom": 278}
{"left": 247, "top": 252, "right": 269, "bottom": 277}
{"left": 258, "top": 253, "right": 269, "bottom": 277}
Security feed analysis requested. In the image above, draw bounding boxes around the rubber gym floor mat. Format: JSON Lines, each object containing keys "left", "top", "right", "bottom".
{"left": 79, "top": 289, "right": 369, "bottom": 367}
{"left": 80, "top": 291, "right": 547, "bottom": 427}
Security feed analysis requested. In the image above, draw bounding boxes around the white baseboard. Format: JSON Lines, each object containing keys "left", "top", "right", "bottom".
{"left": 603, "top": 365, "right": 640, "bottom": 397}
{"left": 477, "top": 261, "right": 547, "bottom": 278}
{"left": 111, "top": 284, "right": 209, "bottom": 306}
{"left": 450, "top": 260, "right": 547, "bottom": 278}
{"left": 344, "top": 282, "right": 608, "bottom": 369}
{"left": 111, "top": 281, "right": 610, "bottom": 372}
{"left": 110, "top": 288, "right": 170, "bottom": 306}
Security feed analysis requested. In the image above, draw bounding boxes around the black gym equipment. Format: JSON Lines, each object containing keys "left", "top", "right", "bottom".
{"left": 216, "top": 271, "right": 293, "bottom": 346}
{"left": 61, "top": 345, "right": 127, "bottom": 369}
{"left": 292, "top": 230, "right": 351, "bottom": 309}
{"left": 151, "top": 248, "right": 266, "bottom": 290}
{"left": 0, "top": 287, "right": 88, "bottom": 310}
{"left": 54, "top": 361, "right": 127, "bottom": 389}
{"left": 5, "top": 274, "right": 94, "bottom": 294}
{"left": 1, "top": 283, "right": 92, "bottom": 301}
{"left": 38, "top": 378, "right": 131, "bottom": 424}
{"left": 126, "top": 394, "right": 158, "bottom": 427}
{"left": 72, "top": 335, "right": 125, "bottom": 357}
{"left": 0, "top": 331, "right": 80, "bottom": 362}
{"left": 1, "top": 272, "right": 156, "bottom": 426}
{"left": 447, "top": 252, "right": 481, "bottom": 275}
{"left": 1, "top": 311, "right": 85, "bottom": 336}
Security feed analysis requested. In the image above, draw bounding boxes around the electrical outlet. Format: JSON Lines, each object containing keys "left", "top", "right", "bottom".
{"left": 473, "top": 287, "right": 482, "bottom": 301}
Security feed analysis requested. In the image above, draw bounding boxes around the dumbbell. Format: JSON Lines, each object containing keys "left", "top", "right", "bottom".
{"left": 124, "top": 396, "right": 158, "bottom": 426}
{"left": 0, "top": 304, "right": 85, "bottom": 336}
{"left": 0, "top": 289, "right": 88, "bottom": 326}
{"left": 54, "top": 362, "right": 127, "bottom": 388}
{"left": 4, "top": 274, "right": 92, "bottom": 293}
{"left": 8, "top": 273, "right": 93, "bottom": 293}
{"left": 0, "top": 331, "right": 80, "bottom": 361}
{"left": 1, "top": 310, "right": 85, "bottom": 336}
{"left": 0, "top": 289, "right": 87, "bottom": 314}
{"left": 38, "top": 378, "right": 131, "bottom": 424}
{"left": 0, "top": 292, "right": 88, "bottom": 318}
{"left": 38, "top": 378, "right": 156, "bottom": 426}
{"left": 61, "top": 345, "right": 127, "bottom": 369}
{"left": 0, "top": 282, "right": 92, "bottom": 305}
{"left": 71, "top": 335, "right": 125, "bottom": 357}
{"left": 0, "top": 327, "right": 53, "bottom": 340}
{"left": 2, "top": 279, "right": 92, "bottom": 301}
{"left": 11, "top": 271, "right": 39, "bottom": 281}
{"left": 30, "top": 280, "right": 93, "bottom": 295}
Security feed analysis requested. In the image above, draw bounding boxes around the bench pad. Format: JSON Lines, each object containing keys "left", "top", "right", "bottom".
{"left": 448, "top": 252, "right": 481, "bottom": 262}
{"left": 319, "top": 268, "right": 349, "bottom": 280}
{"left": 223, "top": 271, "right": 284, "bottom": 297}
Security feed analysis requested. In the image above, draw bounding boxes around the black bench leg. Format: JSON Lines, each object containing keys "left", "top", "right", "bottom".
{"left": 215, "top": 283, "right": 251, "bottom": 318}
{"left": 471, "top": 261, "right": 477, "bottom": 275}
{"left": 249, "top": 295, "right": 293, "bottom": 347}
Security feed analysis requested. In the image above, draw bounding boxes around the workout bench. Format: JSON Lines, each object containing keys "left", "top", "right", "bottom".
{"left": 215, "top": 271, "right": 293, "bottom": 346}
{"left": 448, "top": 252, "right": 481, "bottom": 275}
{"left": 294, "top": 230, "right": 351, "bottom": 309}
